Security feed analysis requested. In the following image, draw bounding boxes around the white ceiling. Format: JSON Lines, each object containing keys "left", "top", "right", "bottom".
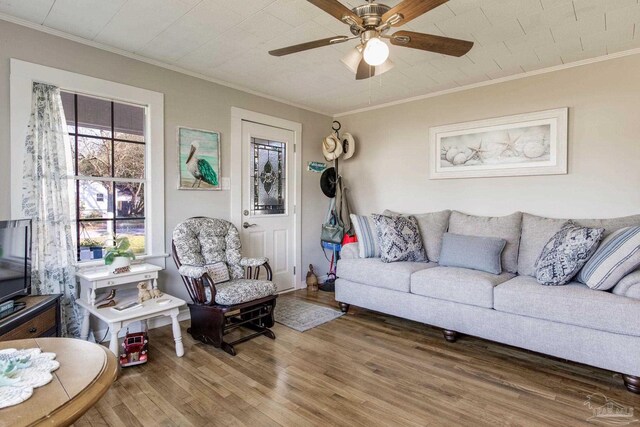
{"left": 2, "top": 0, "right": 640, "bottom": 114}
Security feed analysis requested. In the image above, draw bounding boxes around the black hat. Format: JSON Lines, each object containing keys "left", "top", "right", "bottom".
{"left": 320, "top": 167, "right": 337, "bottom": 198}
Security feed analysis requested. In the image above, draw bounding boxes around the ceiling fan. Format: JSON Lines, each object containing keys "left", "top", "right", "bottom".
{"left": 268, "top": 0, "right": 474, "bottom": 80}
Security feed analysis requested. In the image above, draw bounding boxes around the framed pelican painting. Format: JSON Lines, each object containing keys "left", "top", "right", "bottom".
{"left": 178, "top": 126, "right": 221, "bottom": 190}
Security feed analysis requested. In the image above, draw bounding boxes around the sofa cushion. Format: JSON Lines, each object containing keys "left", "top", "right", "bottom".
{"left": 534, "top": 222, "right": 604, "bottom": 286}
{"left": 338, "top": 258, "right": 436, "bottom": 292}
{"left": 384, "top": 210, "right": 451, "bottom": 262}
{"left": 518, "top": 214, "right": 568, "bottom": 277}
{"left": 351, "top": 214, "right": 382, "bottom": 258}
{"left": 439, "top": 233, "right": 506, "bottom": 275}
{"left": 448, "top": 211, "right": 522, "bottom": 274}
{"left": 410, "top": 267, "right": 514, "bottom": 308}
{"left": 372, "top": 214, "right": 427, "bottom": 263}
{"left": 575, "top": 214, "right": 640, "bottom": 236}
{"left": 494, "top": 275, "right": 640, "bottom": 336}
{"left": 518, "top": 213, "right": 640, "bottom": 277}
{"left": 577, "top": 226, "right": 640, "bottom": 290}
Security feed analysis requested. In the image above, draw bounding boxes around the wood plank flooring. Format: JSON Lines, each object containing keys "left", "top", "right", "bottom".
{"left": 75, "top": 290, "right": 639, "bottom": 426}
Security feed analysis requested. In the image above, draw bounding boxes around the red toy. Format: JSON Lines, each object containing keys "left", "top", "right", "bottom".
{"left": 119, "top": 331, "right": 149, "bottom": 367}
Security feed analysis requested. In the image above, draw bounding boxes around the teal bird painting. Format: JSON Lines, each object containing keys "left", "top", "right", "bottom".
{"left": 178, "top": 127, "right": 220, "bottom": 190}
{"left": 186, "top": 141, "right": 218, "bottom": 187}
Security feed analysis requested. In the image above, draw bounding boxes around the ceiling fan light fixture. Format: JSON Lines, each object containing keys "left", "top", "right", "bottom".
{"left": 363, "top": 37, "right": 389, "bottom": 66}
{"left": 341, "top": 46, "right": 363, "bottom": 73}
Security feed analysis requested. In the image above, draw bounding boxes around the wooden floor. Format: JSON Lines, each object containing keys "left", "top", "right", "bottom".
{"left": 75, "top": 290, "right": 639, "bottom": 427}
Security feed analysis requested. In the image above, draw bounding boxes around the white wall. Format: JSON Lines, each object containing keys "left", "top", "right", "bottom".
{"left": 0, "top": 19, "right": 333, "bottom": 301}
{"left": 337, "top": 54, "right": 640, "bottom": 219}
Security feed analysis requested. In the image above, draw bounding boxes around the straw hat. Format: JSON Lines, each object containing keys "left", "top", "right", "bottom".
{"left": 341, "top": 133, "right": 356, "bottom": 160}
{"left": 322, "top": 134, "right": 343, "bottom": 161}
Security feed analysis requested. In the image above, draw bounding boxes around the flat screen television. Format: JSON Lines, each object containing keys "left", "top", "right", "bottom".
{"left": 0, "top": 219, "right": 31, "bottom": 305}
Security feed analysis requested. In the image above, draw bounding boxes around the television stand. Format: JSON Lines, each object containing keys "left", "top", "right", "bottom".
{"left": 0, "top": 295, "right": 61, "bottom": 340}
{"left": 0, "top": 300, "right": 26, "bottom": 321}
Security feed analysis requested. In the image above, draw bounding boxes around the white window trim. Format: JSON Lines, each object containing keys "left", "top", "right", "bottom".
{"left": 9, "top": 59, "right": 166, "bottom": 268}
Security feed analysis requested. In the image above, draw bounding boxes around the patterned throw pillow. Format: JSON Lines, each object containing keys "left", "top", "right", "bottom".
{"left": 205, "top": 261, "right": 231, "bottom": 284}
{"left": 350, "top": 214, "right": 381, "bottom": 258}
{"left": 372, "top": 214, "right": 427, "bottom": 263}
{"left": 577, "top": 226, "right": 640, "bottom": 290}
{"left": 534, "top": 222, "right": 604, "bottom": 286}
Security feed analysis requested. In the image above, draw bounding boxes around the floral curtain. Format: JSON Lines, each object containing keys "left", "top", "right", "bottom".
{"left": 22, "top": 82, "right": 80, "bottom": 337}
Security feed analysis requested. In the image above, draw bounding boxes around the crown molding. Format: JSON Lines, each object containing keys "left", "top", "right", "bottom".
{"left": 3, "top": 12, "right": 640, "bottom": 119}
{"left": 333, "top": 47, "right": 640, "bottom": 117}
{"left": 0, "top": 13, "right": 332, "bottom": 117}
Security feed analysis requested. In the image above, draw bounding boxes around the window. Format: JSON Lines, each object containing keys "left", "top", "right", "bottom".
{"left": 11, "top": 59, "right": 165, "bottom": 267}
{"left": 60, "top": 91, "right": 147, "bottom": 261}
{"left": 250, "top": 137, "right": 286, "bottom": 216}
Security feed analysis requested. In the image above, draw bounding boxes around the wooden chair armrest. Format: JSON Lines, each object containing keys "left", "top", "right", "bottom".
{"left": 245, "top": 261, "right": 273, "bottom": 281}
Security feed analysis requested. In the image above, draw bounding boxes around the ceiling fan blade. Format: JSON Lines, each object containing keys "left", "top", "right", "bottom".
{"left": 382, "top": 0, "right": 448, "bottom": 26}
{"left": 269, "top": 36, "right": 350, "bottom": 56}
{"left": 355, "top": 58, "right": 375, "bottom": 80}
{"left": 306, "top": 0, "right": 363, "bottom": 25}
{"left": 390, "top": 31, "right": 473, "bottom": 56}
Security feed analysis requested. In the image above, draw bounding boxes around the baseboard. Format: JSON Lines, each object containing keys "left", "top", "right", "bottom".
{"left": 94, "top": 306, "right": 191, "bottom": 344}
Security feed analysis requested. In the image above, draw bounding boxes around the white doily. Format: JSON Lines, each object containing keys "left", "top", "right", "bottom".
{"left": 0, "top": 348, "right": 59, "bottom": 409}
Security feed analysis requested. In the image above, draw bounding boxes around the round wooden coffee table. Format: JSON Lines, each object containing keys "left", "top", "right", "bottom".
{"left": 0, "top": 338, "right": 118, "bottom": 427}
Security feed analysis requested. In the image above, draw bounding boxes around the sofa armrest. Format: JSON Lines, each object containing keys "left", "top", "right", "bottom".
{"left": 340, "top": 243, "right": 360, "bottom": 259}
{"left": 623, "top": 284, "right": 640, "bottom": 300}
{"left": 612, "top": 268, "right": 640, "bottom": 299}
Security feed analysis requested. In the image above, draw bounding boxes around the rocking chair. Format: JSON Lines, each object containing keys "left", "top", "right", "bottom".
{"left": 172, "top": 217, "right": 277, "bottom": 355}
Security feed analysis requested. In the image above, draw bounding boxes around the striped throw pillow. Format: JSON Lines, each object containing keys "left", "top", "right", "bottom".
{"left": 350, "top": 214, "right": 381, "bottom": 258}
{"left": 577, "top": 226, "right": 640, "bottom": 290}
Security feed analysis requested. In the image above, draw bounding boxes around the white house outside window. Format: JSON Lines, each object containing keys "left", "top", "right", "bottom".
{"left": 60, "top": 92, "right": 147, "bottom": 261}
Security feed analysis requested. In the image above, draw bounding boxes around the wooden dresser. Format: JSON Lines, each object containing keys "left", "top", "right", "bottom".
{"left": 0, "top": 295, "right": 62, "bottom": 341}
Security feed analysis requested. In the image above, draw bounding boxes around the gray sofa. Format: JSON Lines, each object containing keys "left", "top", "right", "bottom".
{"left": 335, "top": 211, "right": 640, "bottom": 393}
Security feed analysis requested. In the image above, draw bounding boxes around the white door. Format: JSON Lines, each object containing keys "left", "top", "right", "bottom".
{"left": 241, "top": 121, "right": 295, "bottom": 292}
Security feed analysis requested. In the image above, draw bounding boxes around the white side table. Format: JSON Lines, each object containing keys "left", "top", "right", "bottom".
{"left": 76, "top": 293, "right": 186, "bottom": 357}
{"left": 76, "top": 263, "right": 162, "bottom": 306}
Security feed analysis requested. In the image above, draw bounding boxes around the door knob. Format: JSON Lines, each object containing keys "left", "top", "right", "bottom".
{"left": 243, "top": 222, "right": 257, "bottom": 229}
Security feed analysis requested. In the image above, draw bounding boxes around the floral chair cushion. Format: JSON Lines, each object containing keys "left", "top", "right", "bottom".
{"left": 206, "top": 279, "right": 277, "bottom": 305}
{"left": 173, "top": 217, "right": 244, "bottom": 279}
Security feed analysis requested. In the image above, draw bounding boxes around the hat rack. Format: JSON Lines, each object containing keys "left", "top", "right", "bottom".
{"left": 331, "top": 120, "right": 341, "bottom": 178}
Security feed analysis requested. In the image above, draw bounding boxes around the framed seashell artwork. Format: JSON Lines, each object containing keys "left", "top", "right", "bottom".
{"left": 429, "top": 108, "right": 568, "bottom": 179}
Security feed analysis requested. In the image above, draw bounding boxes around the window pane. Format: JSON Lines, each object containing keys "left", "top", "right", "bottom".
{"left": 77, "top": 94, "right": 112, "bottom": 138}
{"left": 116, "top": 220, "right": 145, "bottom": 254}
{"left": 77, "top": 137, "right": 112, "bottom": 177}
{"left": 60, "top": 91, "right": 76, "bottom": 134}
{"left": 78, "top": 220, "right": 113, "bottom": 260}
{"left": 69, "top": 136, "right": 77, "bottom": 175}
{"left": 115, "top": 182, "right": 144, "bottom": 218}
{"left": 114, "top": 142, "right": 145, "bottom": 179}
{"left": 250, "top": 138, "right": 286, "bottom": 215}
{"left": 114, "top": 102, "right": 145, "bottom": 142}
{"left": 79, "top": 180, "right": 113, "bottom": 219}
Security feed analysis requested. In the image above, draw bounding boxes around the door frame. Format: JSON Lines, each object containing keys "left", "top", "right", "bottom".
{"left": 230, "top": 107, "right": 303, "bottom": 290}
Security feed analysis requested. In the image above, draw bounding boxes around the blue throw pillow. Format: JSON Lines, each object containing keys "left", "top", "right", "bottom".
{"left": 439, "top": 233, "right": 506, "bottom": 274}
{"left": 535, "top": 222, "right": 604, "bottom": 286}
{"left": 350, "top": 214, "right": 381, "bottom": 258}
{"left": 577, "top": 226, "right": 640, "bottom": 290}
